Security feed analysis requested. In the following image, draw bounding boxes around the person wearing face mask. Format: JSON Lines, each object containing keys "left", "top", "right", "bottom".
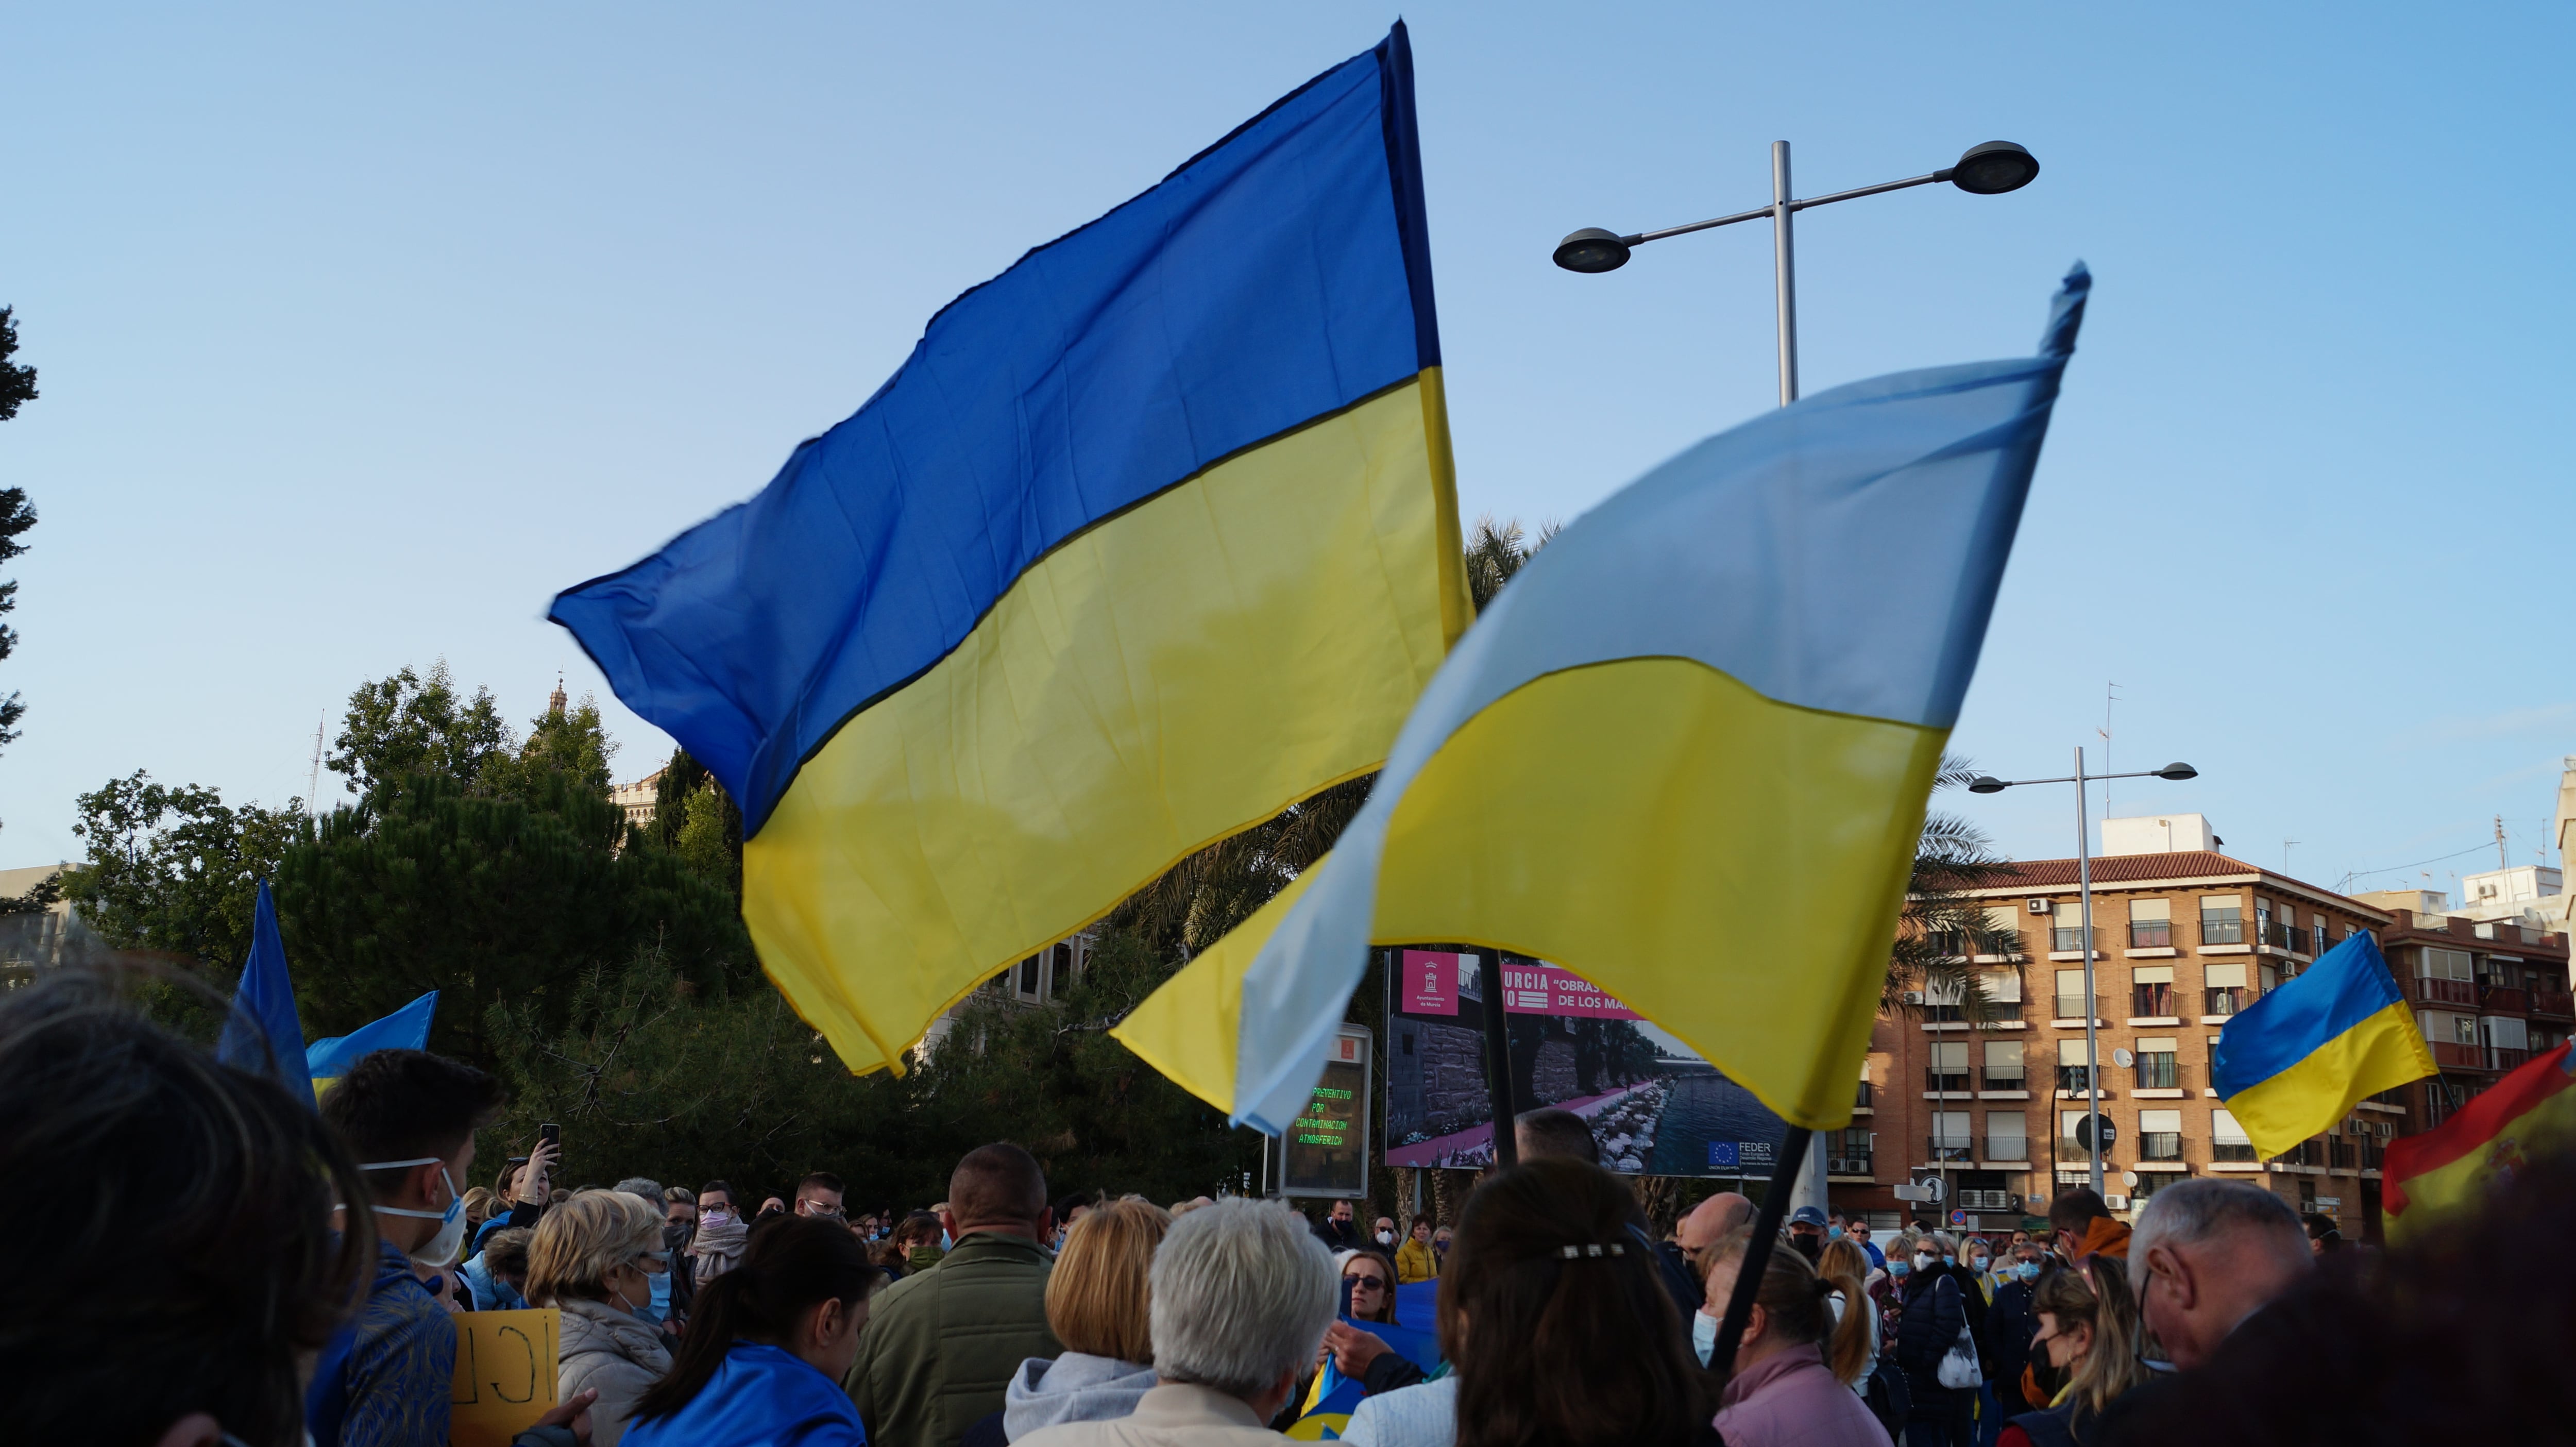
{"left": 1894, "top": 1231, "right": 1974, "bottom": 1447}
{"left": 532, "top": 1190, "right": 677, "bottom": 1447}
{"left": 1998, "top": 1257, "right": 2147, "bottom": 1447}
{"left": 1984, "top": 1245, "right": 2047, "bottom": 1428}
{"left": 1701, "top": 1227, "right": 1885, "bottom": 1447}
{"left": 693, "top": 1181, "right": 751, "bottom": 1284}
{"left": 316, "top": 1047, "right": 595, "bottom": 1447}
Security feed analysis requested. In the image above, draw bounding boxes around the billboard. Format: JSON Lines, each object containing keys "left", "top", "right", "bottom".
{"left": 1273, "top": 1024, "right": 1372, "bottom": 1198}
{"left": 1383, "top": 949, "right": 1790, "bottom": 1177}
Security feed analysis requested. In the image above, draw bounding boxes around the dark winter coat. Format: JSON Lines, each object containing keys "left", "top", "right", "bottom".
{"left": 1894, "top": 1269, "right": 1968, "bottom": 1397}
{"left": 1985, "top": 1276, "right": 2040, "bottom": 1395}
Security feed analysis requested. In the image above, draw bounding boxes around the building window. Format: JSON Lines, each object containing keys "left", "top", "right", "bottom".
{"left": 2213, "top": 1107, "right": 2256, "bottom": 1162}
{"left": 2056, "top": 1039, "right": 2094, "bottom": 1094}
{"left": 1014, "top": 954, "right": 1041, "bottom": 1002}
{"left": 1928, "top": 1041, "right": 1970, "bottom": 1093}
{"left": 1984, "top": 1040, "right": 2025, "bottom": 1091}
{"left": 1986, "top": 1112, "right": 2028, "bottom": 1162}
{"left": 1923, "top": 975, "right": 1965, "bottom": 1023}
{"left": 1832, "top": 1128, "right": 1874, "bottom": 1175}
{"left": 2131, "top": 966, "right": 2176, "bottom": 1017}
{"left": 2200, "top": 895, "right": 2245, "bottom": 946}
{"left": 2135, "top": 1036, "right": 2179, "bottom": 1089}
{"left": 2054, "top": 969, "right": 2094, "bottom": 1021}
{"left": 2140, "top": 1109, "right": 2183, "bottom": 1160}
{"left": 2204, "top": 961, "right": 2248, "bottom": 1016}
{"left": 1930, "top": 1111, "right": 1974, "bottom": 1162}
{"left": 2127, "top": 898, "right": 2172, "bottom": 949}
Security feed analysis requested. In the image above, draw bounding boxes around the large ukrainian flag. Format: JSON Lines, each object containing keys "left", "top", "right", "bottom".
{"left": 551, "top": 25, "right": 1467, "bottom": 1075}
{"left": 2214, "top": 931, "right": 2435, "bottom": 1160}
{"left": 1117, "top": 267, "right": 2092, "bottom": 1136}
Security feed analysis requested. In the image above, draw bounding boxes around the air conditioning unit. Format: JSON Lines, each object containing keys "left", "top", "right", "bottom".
{"left": 2104, "top": 1194, "right": 2131, "bottom": 1211}
{"left": 1829, "top": 1158, "right": 1873, "bottom": 1175}
{"left": 2027, "top": 897, "right": 2052, "bottom": 915}
{"left": 1958, "top": 1190, "right": 2020, "bottom": 1212}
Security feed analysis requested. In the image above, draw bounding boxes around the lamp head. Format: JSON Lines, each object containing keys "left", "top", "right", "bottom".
{"left": 1553, "top": 228, "right": 1634, "bottom": 274}
{"left": 1948, "top": 141, "right": 2040, "bottom": 195}
{"left": 1967, "top": 776, "right": 2010, "bottom": 795}
{"left": 2154, "top": 762, "right": 2198, "bottom": 781}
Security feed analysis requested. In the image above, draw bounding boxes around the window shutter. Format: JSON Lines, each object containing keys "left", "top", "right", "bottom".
{"left": 2140, "top": 1109, "right": 2182, "bottom": 1133}
{"left": 2204, "top": 962, "right": 2248, "bottom": 988}
{"left": 2132, "top": 966, "right": 2175, "bottom": 985}
{"left": 2129, "top": 899, "right": 2172, "bottom": 922}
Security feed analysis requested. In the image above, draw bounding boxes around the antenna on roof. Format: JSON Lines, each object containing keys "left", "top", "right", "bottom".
{"left": 2097, "top": 681, "right": 2120, "bottom": 816}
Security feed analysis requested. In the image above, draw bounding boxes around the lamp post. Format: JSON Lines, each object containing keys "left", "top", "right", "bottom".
{"left": 1967, "top": 755, "right": 2200, "bottom": 1199}
{"left": 1553, "top": 140, "right": 2039, "bottom": 407}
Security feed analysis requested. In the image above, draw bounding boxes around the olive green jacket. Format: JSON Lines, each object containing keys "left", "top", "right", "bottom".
{"left": 844, "top": 1230, "right": 1062, "bottom": 1447}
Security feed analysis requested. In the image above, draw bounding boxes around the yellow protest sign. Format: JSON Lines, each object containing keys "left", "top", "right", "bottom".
{"left": 449, "top": 1307, "right": 560, "bottom": 1447}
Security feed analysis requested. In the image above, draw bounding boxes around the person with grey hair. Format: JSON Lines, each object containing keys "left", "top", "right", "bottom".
{"left": 1015, "top": 1198, "right": 1335, "bottom": 1447}
{"left": 2125, "top": 1179, "right": 2309, "bottom": 1370}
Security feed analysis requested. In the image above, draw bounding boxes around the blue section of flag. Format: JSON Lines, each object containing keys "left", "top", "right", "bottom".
{"left": 549, "top": 24, "right": 1438, "bottom": 833}
{"left": 306, "top": 990, "right": 439, "bottom": 1081}
{"left": 214, "top": 881, "right": 314, "bottom": 1109}
{"left": 2213, "top": 932, "right": 2407, "bottom": 1096}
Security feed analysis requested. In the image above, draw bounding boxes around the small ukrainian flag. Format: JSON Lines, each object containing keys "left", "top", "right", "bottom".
{"left": 2213, "top": 932, "right": 2436, "bottom": 1160}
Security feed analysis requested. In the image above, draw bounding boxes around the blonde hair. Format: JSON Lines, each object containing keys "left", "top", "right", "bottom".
{"left": 1046, "top": 1197, "right": 1171, "bottom": 1364}
{"left": 2034, "top": 1255, "right": 2150, "bottom": 1429}
{"left": 1710, "top": 1228, "right": 1872, "bottom": 1387}
{"left": 526, "top": 1188, "right": 664, "bottom": 1305}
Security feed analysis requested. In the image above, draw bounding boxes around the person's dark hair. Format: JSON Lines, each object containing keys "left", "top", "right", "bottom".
{"left": 1054, "top": 1190, "right": 1098, "bottom": 1222}
{"left": 2093, "top": 1147, "right": 2576, "bottom": 1446}
{"left": 798, "top": 1170, "right": 844, "bottom": 1198}
{"left": 1410, "top": 1213, "right": 1434, "bottom": 1232}
{"left": 1442, "top": 1159, "right": 1702, "bottom": 1447}
{"left": 1341, "top": 1247, "right": 1401, "bottom": 1324}
{"left": 895, "top": 1209, "right": 943, "bottom": 1247}
{"left": 2300, "top": 1212, "right": 2343, "bottom": 1251}
{"left": 633, "top": 1215, "right": 878, "bottom": 1423}
{"left": 2047, "top": 1185, "right": 2113, "bottom": 1234}
{"left": 0, "top": 973, "right": 374, "bottom": 1447}
{"left": 318, "top": 1048, "right": 503, "bottom": 1199}
{"left": 950, "top": 1141, "right": 1047, "bottom": 1226}
{"left": 700, "top": 1180, "right": 734, "bottom": 1204}
{"left": 482, "top": 1226, "right": 535, "bottom": 1279}
{"left": 1513, "top": 1106, "right": 1600, "bottom": 1166}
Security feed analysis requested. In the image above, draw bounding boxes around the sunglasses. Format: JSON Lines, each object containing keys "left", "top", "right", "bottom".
{"left": 1347, "top": 1273, "right": 1389, "bottom": 1290}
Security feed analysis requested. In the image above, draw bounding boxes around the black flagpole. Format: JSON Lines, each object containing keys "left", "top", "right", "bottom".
{"left": 1707, "top": 1124, "right": 1813, "bottom": 1380}
{"left": 1480, "top": 955, "right": 1519, "bottom": 1169}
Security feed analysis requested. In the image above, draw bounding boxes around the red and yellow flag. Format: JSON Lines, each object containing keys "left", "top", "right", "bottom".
{"left": 2383, "top": 1041, "right": 2576, "bottom": 1240}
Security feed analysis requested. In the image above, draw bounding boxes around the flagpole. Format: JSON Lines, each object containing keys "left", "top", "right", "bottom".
{"left": 1772, "top": 140, "right": 1800, "bottom": 407}
{"left": 1481, "top": 957, "right": 1520, "bottom": 1168}
{"left": 1709, "top": 1124, "right": 1815, "bottom": 1380}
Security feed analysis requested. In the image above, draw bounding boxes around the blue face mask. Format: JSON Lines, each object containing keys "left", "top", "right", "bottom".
{"left": 2016, "top": 1262, "right": 2041, "bottom": 1282}
{"left": 1887, "top": 1258, "right": 1912, "bottom": 1279}
{"left": 1828, "top": 1225, "right": 1845, "bottom": 1240}
{"left": 1691, "top": 1310, "right": 1719, "bottom": 1367}
{"left": 648, "top": 1266, "right": 672, "bottom": 1320}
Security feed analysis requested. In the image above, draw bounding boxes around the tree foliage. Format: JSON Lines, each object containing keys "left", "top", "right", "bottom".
{"left": 483, "top": 694, "right": 618, "bottom": 806}
{"left": 0, "top": 307, "right": 33, "bottom": 422}
{"left": 60, "top": 772, "right": 311, "bottom": 969}
{"left": 326, "top": 663, "right": 509, "bottom": 796}
{"left": 0, "top": 306, "right": 40, "bottom": 763}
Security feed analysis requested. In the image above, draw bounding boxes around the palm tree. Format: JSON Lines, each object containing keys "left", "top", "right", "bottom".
{"left": 1886, "top": 754, "right": 2021, "bottom": 1019}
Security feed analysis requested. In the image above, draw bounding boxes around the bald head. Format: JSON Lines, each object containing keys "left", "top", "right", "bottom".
{"left": 2132, "top": 1179, "right": 2311, "bottom": 1368}
{"left": 946, "top": 1142, "right": 1049, "bottom": 1239}
{"left": 1676, "top": 1192, "right": 1754, "bottom": 1252}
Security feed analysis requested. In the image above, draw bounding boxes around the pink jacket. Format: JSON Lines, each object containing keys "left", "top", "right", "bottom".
{"left": 1714, "top": 1343, "right": 1891, "bottom": 1447}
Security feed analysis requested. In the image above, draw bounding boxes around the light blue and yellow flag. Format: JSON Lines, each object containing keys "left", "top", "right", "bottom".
{"left": 306, "top": 990, "right": 438, "bottom": 1099}
{"left": 1116, "top": 267, "right": 2091, "bottom": 1135}
{"left": 2214, "top": 931, "right": 2435, "bottom": 1159}
{"left": 550, "top": 26, "right": 1466, "bottom": 1075}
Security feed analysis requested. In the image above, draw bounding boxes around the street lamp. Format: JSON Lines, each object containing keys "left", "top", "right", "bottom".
{"left": 1965, "top": 752, "right": 2199, "bottom": 1201}
{"left": 1554, "top": 141, "right": 2039, "bottom": 407}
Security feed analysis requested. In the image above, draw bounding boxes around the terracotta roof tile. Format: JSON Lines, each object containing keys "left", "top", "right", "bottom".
{"left": 1976, "top": 851, "right": 2259, "bottom": 888}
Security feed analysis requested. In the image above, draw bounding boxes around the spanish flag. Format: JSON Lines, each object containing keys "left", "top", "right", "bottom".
{"left": 551, "top": 26, "right": 1466, "bottom": 1074}
{"left": 1116, "top": 267, "right": 2090, "bottom": 1135}
{"left": 2383, "top": 1041, "right": 2576, "bottom": 1241}
{"left": 2213, "top": 931, "right": 2435, "bottom": 1160}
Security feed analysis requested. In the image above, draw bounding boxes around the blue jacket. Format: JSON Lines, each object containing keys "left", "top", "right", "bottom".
{"left": 625, "top": 1341, "right": 867, "bottom": 1447}
{"left": 308, "top": 1239, "right": 453, "bottom": 1447}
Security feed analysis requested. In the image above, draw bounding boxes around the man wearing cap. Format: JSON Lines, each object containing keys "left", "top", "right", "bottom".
{"left": 1786, "top": 1205, "right": 1828, "bottom": 1264}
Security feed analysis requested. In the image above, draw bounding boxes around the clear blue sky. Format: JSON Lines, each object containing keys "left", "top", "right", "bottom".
{"left": 3, "top": 3, "right": 2569, "bottom": 897}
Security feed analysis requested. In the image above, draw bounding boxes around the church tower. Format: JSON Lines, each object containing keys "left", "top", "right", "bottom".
{"left": 548, "top": 675, "right": 567, "bottom": 717}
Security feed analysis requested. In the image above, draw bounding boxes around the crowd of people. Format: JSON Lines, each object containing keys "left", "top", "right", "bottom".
{"left": 5, "top": 971, "right": 2568, "bottom": 1447}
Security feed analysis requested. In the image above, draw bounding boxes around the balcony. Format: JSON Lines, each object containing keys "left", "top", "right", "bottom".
{"left": 2056, "top": 1065, "right": 2095, "bottom": 1094}
{"left": 2271, "top": 1141, "right": 2323, "bottom": 1168}
{"left": 1981, "top": 1071, "right": 2027, "bottom": 1093}
{"left": 2127, "top": 921, "right": 2174, "bottom": 949}
{"left": 2131, "top": 984, "right": 2177, "bottom": 1018}
{"left": 2140, "top": 1131, "right": 2183, "bottom": 1162}
{"left": 1927, "top": 1136, "right": 1975, "bottom": 1163}
{"left": 2260, "top": 921, "right": 2308, "bottom": 954}
{"left": 2479, "top": 983, "right": 2529, "bottom": 1014}
{"left": 2534, "top": 989, "right": 2574, "bottom": 1020}
{"left": 2409, "top": 976, "right": 2477, "bottom": 1008}
{"left": 2200, "top": 918, "right": 2246, "bottom": 946}
{"left": 2430, "top": 1040, "right": 2529, "bottom": 1072}
{"left": 2051, "top": 927, "right": 2098, "bottom": 954}
{"left": 1855, "top": 1081, "right": 1874, "bottom": 1110}
{"left": 2054, "top": 995, "right": 2107, "bottom": 1022}
{"left": 2205, "top": 987, "right": 2247, "bottom": 1017}
{"left": 1925, "top": 1069, "right": 1971, "bottom": 1093}
{"left": 2213, "top": 1141, "right": 2259, "bottom": 1163}
{"left": 2134, "top": 1055, "right": 2181, "bottom": 1090}
{"left": 2363, "top": 1143, "right": 2385, "bottom": 1171}
{"left": 2329, "top": 1140, "right": 2359, "bottom": 1171}
{"left": 1979, "top": 1142, "right": 2028, "bottom": 1167}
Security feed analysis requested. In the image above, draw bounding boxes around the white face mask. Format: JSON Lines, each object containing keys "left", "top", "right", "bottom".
{"left": 1692, "top": 1309, "right": 1719, "bottom": 1367}
{"left": 1914, "top": 1252, "right": 1939, "bottom": 1271}
{"left": 365, "top": 1158, "right": 467, "bottom": 1268}
{"left": 1377, "top": 1231, "right": 1396, "bottom": 1246}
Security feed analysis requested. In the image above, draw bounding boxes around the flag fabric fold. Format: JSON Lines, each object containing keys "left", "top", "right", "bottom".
{"left": 2382, "top": 1040, "right": 2574, "bottom": 1240}
{"left": 1118, "top": 266, "right": 2091, "bottom": 1134}
{"left": 307, "top": 990, "right": 440, "bottom": 1097}
{"left": 551, "top": 24, "right": 1467, "bottom": 1075}
{"left": 2213, "top": 931, "right": 2436, "bottom": 1160}
{"left": 215, "top": 881, "right": 316, "bottom": 1110}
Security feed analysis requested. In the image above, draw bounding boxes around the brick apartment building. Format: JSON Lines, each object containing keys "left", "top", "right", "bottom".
{"left": 1827, "top": 814, "right": 2573, "bottom": 1243}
